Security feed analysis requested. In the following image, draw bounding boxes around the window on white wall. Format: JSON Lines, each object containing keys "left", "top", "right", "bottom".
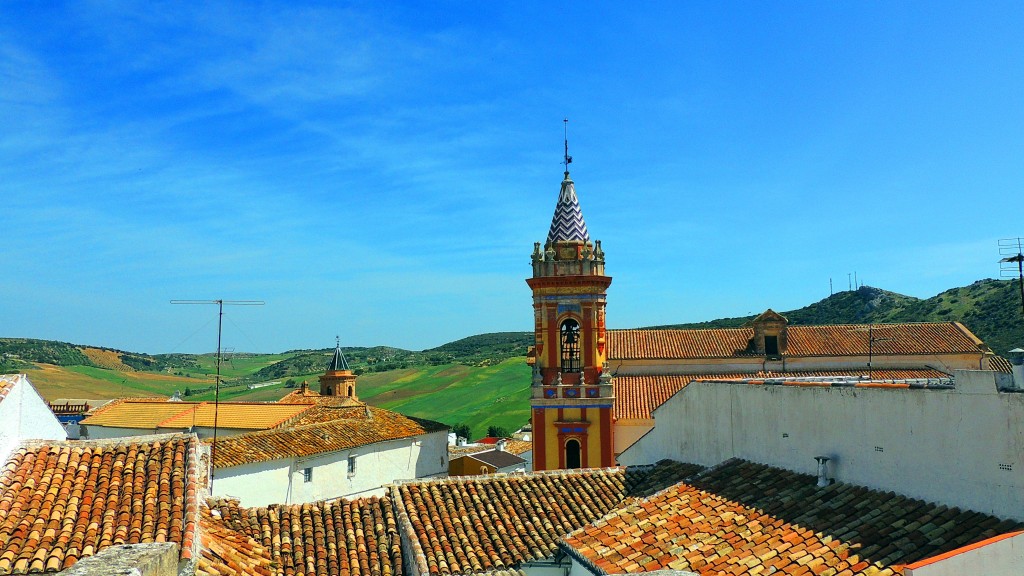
{"left": 303, "top": 467, "right": 313, "bottom": 483}
{"left": 348, "top": 454, "right": 357, "bottom": 476}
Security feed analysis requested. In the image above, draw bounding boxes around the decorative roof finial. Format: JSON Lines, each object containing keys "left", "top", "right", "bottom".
{"left": 563, "top": 118, "right": 573, "bottom": 176}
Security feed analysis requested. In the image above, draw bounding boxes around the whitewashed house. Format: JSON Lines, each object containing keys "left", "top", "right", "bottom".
{"left": 0, "top": 374, "right": 67, "bottom": 463}
{"left": 211, "top": 404, "right": 449, "bottom": 506}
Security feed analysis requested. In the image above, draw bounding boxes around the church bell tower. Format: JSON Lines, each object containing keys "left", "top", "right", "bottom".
{"left": 528, "top": 131, "right": 614, "bottom": 471}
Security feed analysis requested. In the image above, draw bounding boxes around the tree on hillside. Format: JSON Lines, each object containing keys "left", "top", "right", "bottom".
{"left": 486, "top": 425, "right": 510, "bottom": 438}
{"left": 451, "top": 423, "right": 471, "bottom": 442}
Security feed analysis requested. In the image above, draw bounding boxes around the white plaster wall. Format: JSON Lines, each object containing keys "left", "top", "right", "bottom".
{"left": 619, "top": 370, "right": 1024, "bottom": 521}
{"left": 83, "top": 425, "right": 152, "bottom": 440}
{"left": 0, "top": 376, "right": 67, "bottom": 463}
{"left": 212, "top": 430, "right": 449, "bottom": 507}
{"left": 905, "top": 532, "right": 1024, "bottom": 576}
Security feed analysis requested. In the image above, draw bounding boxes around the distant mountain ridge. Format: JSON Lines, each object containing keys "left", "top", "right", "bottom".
{"left": 645, "top": 279, "right": 1024, "bottom": 356}
{"left": 3, "top": 279, "right": 1022, "bottom": 378}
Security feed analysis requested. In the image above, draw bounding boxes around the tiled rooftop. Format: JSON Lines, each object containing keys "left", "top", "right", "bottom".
{"left": 609, "top": 322, "right": 985, "bottom": 360}
{"left": 613, "top": 369, "right": 950, "bottom": 420}
{"left": 562, "top": 459, "right": 1023, "bottom": 576}
{"left": 449, "top": 440, "right": 533, "bottom": 458}
{"left": 0, "top": 433, "right": 201, "bottom": 574}
{"left": 79, "top": 398, "right": 312, "bottom": 430}
{"left": 204, "top": 496, "right": 402, "bottom": 576}
{"left": 985, "top": 354, "right": 1013, "bottom": 373}
{"left": 196, "top": 506, "right": 275, "bottom": 576}
{"left": 394, "top": 460, "right": 704, "bottom": 576}
{"left": 211, "top": 406, "right": 448, "bottom": 468}
{"left": 0, "top": 374, "right": 21, "bottom": 405}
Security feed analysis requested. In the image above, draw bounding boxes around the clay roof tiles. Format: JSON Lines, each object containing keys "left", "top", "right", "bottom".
{"left": 394, "top": 460, "right": 704, "bottom": 576}
{"left": 204, "top": 496, "right": 402, "bottom": 576}
{"left": 79, "top": 398, "right": 312, "bottom": 430}
{"left": 613, "top": 369, "right": 951, "bottom": 420}
{"left": 211, "top": 406, "right": 447, "bottom": 469}
{"left": 449, "top": 440, "right": 533, "bottom": 458}
{"left": 0, "top": 374, "right": 22, "bottom": 405}
{"left": 609, "top": 322, "right": 985, "bottom": 360}
{"left": 562, "top": 459, "right": 1023, "bottom": 576}
{"left": 0, "top": 433, "right": 201, "bottom": 574}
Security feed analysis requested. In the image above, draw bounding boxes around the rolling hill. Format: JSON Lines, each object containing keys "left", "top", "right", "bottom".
{"left": 648, "top": 278, "right": 1024, "bottom": 356}
{"left": 3, "top": 277, "right": 1022, "bottom": 439}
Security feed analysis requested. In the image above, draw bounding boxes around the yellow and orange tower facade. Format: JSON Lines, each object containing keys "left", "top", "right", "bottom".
{"left": 528, "top": 166, "right": 614, "bottom": 470}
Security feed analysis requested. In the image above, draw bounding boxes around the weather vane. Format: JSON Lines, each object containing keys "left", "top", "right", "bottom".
{"left": 563, "top": 118, "right": 573, "bottom": 172}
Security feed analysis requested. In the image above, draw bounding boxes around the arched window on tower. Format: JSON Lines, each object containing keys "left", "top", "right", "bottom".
{"left": 565, "top": 439, "right": 581, "bottom": 469}
{"left": 560, "top": 319, "right": 581, "bottom": 373}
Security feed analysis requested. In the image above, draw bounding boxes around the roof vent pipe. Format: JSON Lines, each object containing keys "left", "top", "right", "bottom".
{"left": 1008, "top": 348, "right": 1024, "bottom": 391}
{"left": 814, "top": 456, "right": 831, "bottom": 487}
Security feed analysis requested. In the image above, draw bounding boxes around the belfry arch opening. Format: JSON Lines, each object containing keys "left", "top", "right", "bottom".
{"left": 565, "top": 439, "right": 581, "bottom": 469}
{"left": 560, "top": 318, "right": 581, "bottom": 373}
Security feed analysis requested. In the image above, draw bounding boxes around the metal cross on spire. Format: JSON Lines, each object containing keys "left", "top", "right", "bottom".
{"left": 563, "top": 118, "right": 573, "bottom": 173}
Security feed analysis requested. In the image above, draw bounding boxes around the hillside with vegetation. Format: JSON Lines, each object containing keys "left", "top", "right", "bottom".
{"left": 4, "top": 279, "right": 1021, "bottom": 438}
{"left": 647, "top": 278, "right": 1024, "bottom": 356}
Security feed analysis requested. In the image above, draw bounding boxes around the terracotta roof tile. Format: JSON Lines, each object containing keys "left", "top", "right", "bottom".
{"left": 562, "top": 459, "right": 1023, "bottom": 575}
{"left": 0, "top": 374, "right": 22, "bottom": 405}
{"left": 211, "top": 406, "right": 447, "bottom": 468}
{"left": 196, "top": 505, "right": 276, "bottom": 576}
{"left": 394, "top": 460, "right": 704, "bottom": 576}
{"left": 204, "top": 496, "right": 402, "bottom": 576}
{"left": 79, "top": 398, "right": 312, "bottom": 430}
{"left": 985, "top": 354, "right": 1013, "bottom": 373}
{"left": 0, "top": 434, "right": 201, "bottom": 574}
{"left": 449, "top": 441, "right": 533, "bottom": 458}
{"left": 609, "top": 323, "right": 985, "bottom": 361}
{"left": 613, "top": 370, "right": 950, "bottom": 420}
{"left": 158, "top": 403, "right": 312, "bottom": 430}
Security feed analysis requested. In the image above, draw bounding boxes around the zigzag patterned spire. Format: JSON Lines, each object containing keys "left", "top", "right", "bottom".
{"left": 546, "top": 171, "right": 590, "bottom": 243}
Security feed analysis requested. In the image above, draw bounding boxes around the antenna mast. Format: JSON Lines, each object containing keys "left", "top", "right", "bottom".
{"left": 171, "top": 299, "right": 264, "bottom": 489}
{"left": 999, "top": 238, "right": 1024, "bottom": 319}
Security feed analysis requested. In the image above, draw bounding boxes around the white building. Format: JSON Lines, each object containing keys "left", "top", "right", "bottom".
{"left": 211, "top": 404, "right": 449, "bottom": 506}
{"left": 0, "top": 374, "right": 67, "bottom": 463}
{"left": 619, "top": 366, "right": 1024, "bottom": 521}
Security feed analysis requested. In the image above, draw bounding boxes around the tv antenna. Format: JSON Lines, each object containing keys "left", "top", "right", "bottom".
{"left": 999, "top": 237, "right": 1024, "bottom": 317}
{"left": 171, "top": 299, "right": 264, "bottom": 489}
{"left": 850, "top": 324, "right": 892, "bottom": 380}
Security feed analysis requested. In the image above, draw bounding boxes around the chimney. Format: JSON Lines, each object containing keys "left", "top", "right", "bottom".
{"left": 496, "top": 438, "right": 507, "bottom": 452}
{"left": 814, "top": 456, "right": 831, "bottom": 487}
{"left": 1008, "top": 348, "right": 1024, "bottom": 390}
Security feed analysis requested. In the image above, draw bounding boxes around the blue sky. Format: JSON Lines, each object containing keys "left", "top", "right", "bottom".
{"left": 3, "top": 2, "right": 1023, "bottom": 354}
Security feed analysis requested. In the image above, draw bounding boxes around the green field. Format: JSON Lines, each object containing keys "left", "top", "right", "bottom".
{"left": 359, "top": 358, "right": 531, "bottom": 439}
{"left": 24, "top": 364, "right": 213, "bottom": 400}
{"left": 22, "top": 354, "right": 532, "bottom": 439}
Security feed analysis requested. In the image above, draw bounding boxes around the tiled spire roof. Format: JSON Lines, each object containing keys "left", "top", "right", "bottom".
{"left": 546, "top": 171, "right": 590, "bottom": 243}
{"left": 327, "top": 342, "right": 350, "bottom": 371}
